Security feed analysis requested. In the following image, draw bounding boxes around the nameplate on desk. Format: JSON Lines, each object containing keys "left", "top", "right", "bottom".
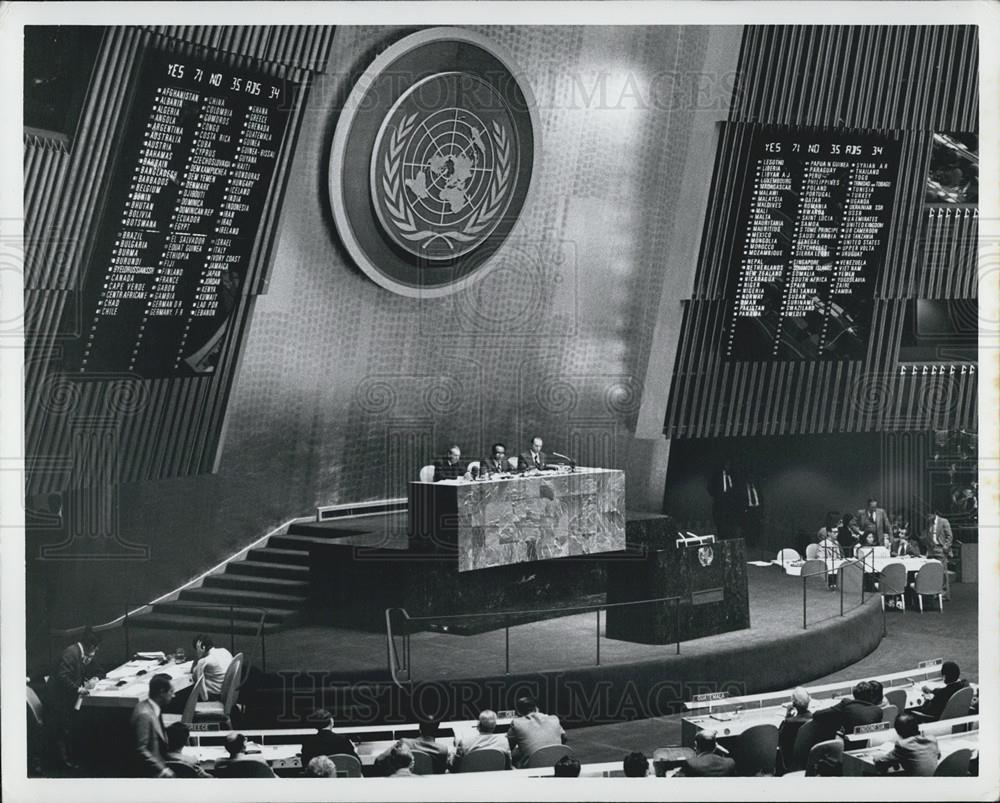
{"left": 692, "top": 691, "right": 730, "bottom": 703}
{"left": 918, "top": 658, "right": 943, "bottom": 669}
{"left": 189, "top": 723, "right": 221, "bottom": 732}
{"left": 854, "top": 722, "right": 892, "bottom": 735}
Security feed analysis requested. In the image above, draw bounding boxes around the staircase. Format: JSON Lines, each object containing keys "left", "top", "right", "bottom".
{"left": 131, "top": 512, "right": 408, "bottom": 635}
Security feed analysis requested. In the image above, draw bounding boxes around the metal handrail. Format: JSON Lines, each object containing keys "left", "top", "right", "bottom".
{"left": 48, "top": 602, "right": 271, "bottom": 673}
{"left": 385, "top": 594, "right": 683, "bottom": 689}
{"left": 800, "top": 557, "right": 868, "bottom": 629}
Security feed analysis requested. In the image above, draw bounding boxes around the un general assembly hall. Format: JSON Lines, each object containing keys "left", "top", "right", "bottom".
{"left": 4, "top": 7, "right": 996, "bottom": 802}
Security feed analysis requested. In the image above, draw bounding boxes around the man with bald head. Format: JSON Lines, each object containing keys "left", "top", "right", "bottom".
{"left": 433, "top": 445, "right": 468, "bottom": 481}
{"left": 451, "top": 709, "right": 511, "bottom": 771}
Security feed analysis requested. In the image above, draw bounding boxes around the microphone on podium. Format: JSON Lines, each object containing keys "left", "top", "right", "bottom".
{"left": 551, "top": 452, "right": 576, "bottom": 471}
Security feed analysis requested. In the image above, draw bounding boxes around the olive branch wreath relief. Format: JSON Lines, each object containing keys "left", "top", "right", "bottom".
{"left": 382, "top": 113, "right": 512, "bottom": 251}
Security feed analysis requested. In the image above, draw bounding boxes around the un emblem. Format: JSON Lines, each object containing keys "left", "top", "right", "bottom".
{"left": 329, "top": 28, "right": 538, "bottom": 297}
{"left": 698, "top": 546, "right": 715, "bottom": 567}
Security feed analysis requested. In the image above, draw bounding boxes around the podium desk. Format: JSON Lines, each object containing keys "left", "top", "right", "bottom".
{"left": 408, "top": 467, "right": 625, "bottom": 572}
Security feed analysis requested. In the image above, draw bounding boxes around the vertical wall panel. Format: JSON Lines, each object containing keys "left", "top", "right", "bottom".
{"left": 665, "top": 25, "right": 978, "bottom": 439}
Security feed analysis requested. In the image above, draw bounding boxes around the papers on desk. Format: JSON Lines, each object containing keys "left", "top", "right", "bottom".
{"left": 135, "top": 651, "right": 167, "bottom": 661}
{"left": 709, "top": 712, "right": 737, "bottom": 722}
{"left": 747, "top": 561, "right": 773, "bottom": 567}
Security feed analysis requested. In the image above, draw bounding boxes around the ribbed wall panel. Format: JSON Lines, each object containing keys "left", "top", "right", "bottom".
{"left": 25, "top": 26, "right": 335, "bottom": 493}
{"left": 665, "top": 25, "right": 978, "bottom": 439}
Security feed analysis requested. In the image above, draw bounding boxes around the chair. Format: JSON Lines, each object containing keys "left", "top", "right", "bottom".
{"left": 165, "top": 760, "right": 203, "bottom": 777}
{"left": 775, "top": 548, "right": 801, "bottom": 565}
{"left": 804, "top": 739, "right": 843, "bottom": 776}
{"left": 456, "top": 748, "right": 508, "bottom": 773}
{"left": 934, "top": 748, "right": 972, "bottom": 777}
{"left": 194, "top": 653, "right": 243, "bottom": 728}
{"left": 879, "top": 563, "right": 907, "bottom": 612}
{"left": 507, "top": 456, "right": 519, "bottom": 471}
{"left": 788, "top": 720, "right": 822, "bottom": 773}
{"left": 327, "top": 753, "right": 362, "bottom": 777}
{"left": 880, "top": 704, "right": 898, "bottom": 726}
{"left": 800, "top": 558, "right": 828, "bottom": 581}
{"left": 733, "top": 724, "right": 778, "bottom": 776}
{"left": 938, "top": 686, "right": 974, "bottom": 721}
{"left": 871, "top": 546, "right": 890, "bottom": 559}
{"left": 411, "top": 750, "right": 434, "bottom": 775}
{"left": 804, "top": 543, "right": 821, "bottom": 560}
{"left": 525, "top": 743, "right": 573, "bottom": 769}
{"left": 910, "top": 562, "right": 945, "bottom": 612}
{"left": 164, "top": 675, "right": 206, "bottom": 728}
{"left": 855, "top": 545, "right": 875, "bottom": 565}
{"left": 418, "top": 465, "right": 435, "bottom": 483}
{"left": 213, "top": 759, "right": 276, "bottom": 778}
{"left": 884, "top": 688, "right": 907, "bottom": 713}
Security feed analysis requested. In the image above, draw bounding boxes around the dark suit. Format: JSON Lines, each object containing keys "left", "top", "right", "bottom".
{"left": 130, "top": 699, "right": 170, "bottom": 776}
{"left": 518, "top": 450, "right": 548, "bottom": 472}
{"left": 812, "top": 698, "right": 882, "bottom": 737}
{"left": 480, "top": 455, "right": 508, "bottom": 475}
{"left": 433, "top": 459, "right": 467, "bottom": 482}
{"left": 916, "top": 679, "right": 969, "bottom": 721}
{"left": 708, "top": 468, "right": 740, "bottom": 539}
{"left": 857, "top": 507, "right": 891, "bottom": 544}
{"left": 890, "top": 537, "right": 922, "bottom": 558}
{"left": 300, "top": 728, "right": 359, "bottom": 768}
{"left": 680, "top": 750, "right": 736, "bottom": 776}
{"left": 44, "top": 643, "right": 96, "bottom": 764}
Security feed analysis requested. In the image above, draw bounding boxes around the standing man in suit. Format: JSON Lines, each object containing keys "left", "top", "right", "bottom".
{"left": 300, "top": 708, "right": 359, "bottom": 768}
{"left": 481, "top": 443, "right": 509, "bottom": 477}
{"left": 44, "top": 627, "right": 101, "bottom": 770}
{"left": 858, "top": 497, "right": 891, "bottom": 547}
{"left": 131, "top": 673, "right": 176, "bottom": 777}
{"left": 741, "top": 471, "right": 765, "bottom": 556}
{"left": 679, "top": 730, "right": 736, "bottom": 776}
{"left": 433, "top": 445, "right": 468, "bottom": 482}
{"left": 708, "top": 460, "right": 740, "bottom": 540}
{"left": 519, "top": 436, "right": 547, "bottom": 473}
{"left": 920, "top": 511, "right": 954, "bottom": 601}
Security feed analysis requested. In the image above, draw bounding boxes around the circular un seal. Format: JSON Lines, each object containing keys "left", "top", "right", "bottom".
{"left": 698, "top": 546, "right": 715, "bottom": 567}
{"left": 329, "top": 28, "right": 538, "bottom": 297}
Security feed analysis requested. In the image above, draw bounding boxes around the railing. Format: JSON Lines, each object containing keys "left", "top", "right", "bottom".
{"left": 386, "top": 595, "right": 683, "bottom": 689}
{"left": 48, "top": 602, "right": 271, "bottom": 674}
{"left": 800, "top": 556, "right": 867, "bottom": 629}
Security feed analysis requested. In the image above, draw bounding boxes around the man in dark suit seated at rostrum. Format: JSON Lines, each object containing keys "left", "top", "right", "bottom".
{"left": 300, "top": 708, "right": 358, "bottom": 768}
{"left": 433, "top": 445, "right": 468, "bottom": 482}
{"left": 480, "top": 443, "right": 509, "bottom": 476}
{"left": 912, "top": 661, "right": 970, "bottom": 722}
{"left": 811, "top": 680, "right": 883, "bottom": 738}
{"left": 678, "top": 730, "right": 736, "bottom": 777}
{"left": 518, "top": 436, "right": 548, "bottom": 473}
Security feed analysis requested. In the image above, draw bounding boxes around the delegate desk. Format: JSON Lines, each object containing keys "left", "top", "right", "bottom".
{"left": 409, "top": 467, "right": 625, "bottom": 572}
{"left": 83, "top": 655, "right": 194, "bottom": 708}
{"left": 779, "top": 557, "right": 933, "bottom": 577}
{"left": 681, "top": 663, "right": 965, "bottom": 746}
{"left": 187, "top": 717, "right": 513, "bottom": 773}
{"left": 843, "top": 728, "right": 980, "bottom": 776}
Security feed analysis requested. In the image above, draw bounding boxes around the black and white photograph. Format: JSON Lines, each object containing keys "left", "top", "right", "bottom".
{"left": 2, "top": 2, "right": 997, "bottom": 801}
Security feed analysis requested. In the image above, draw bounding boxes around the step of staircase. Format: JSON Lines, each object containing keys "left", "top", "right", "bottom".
{"left": 127, "top": 611, "right": 286, "bottom": 635}
{"left": 228, "top": 560, "right": 310, "bottom": 581}
{"left": 182, "top": 586, "right": 308, "bottom": 608}
{"left": 202, "top": 573, "right": 310, "bottom": 594}
{"left": 152, "top": 600, "right": 300, "bottom": 622}
{"left": 248, "top": 546, "right": 311, "bottom": 565}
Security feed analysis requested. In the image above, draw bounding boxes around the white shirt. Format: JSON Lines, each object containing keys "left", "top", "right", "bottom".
{"left": 193, "top": 647, "right": 234, "bottom": 697}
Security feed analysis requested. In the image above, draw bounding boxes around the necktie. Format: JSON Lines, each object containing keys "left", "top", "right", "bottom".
{"left": 723, "top": 472, "right": 730, "bottom": 492}
{"left": 535, "top": 453, "right": 540, "bottom": 468}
